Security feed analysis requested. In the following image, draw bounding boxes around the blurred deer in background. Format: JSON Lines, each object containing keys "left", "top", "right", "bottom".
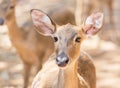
{"left": 75, "top": 0, "right": 113, "bottom": 25}
{"left": 0, "top": 0, "right": 54, "bottom": 88}
{"left": 31, "top": 9, "right": 104, "bottom": 88}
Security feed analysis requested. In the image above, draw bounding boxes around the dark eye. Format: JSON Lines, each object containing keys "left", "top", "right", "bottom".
{"left": 10, "top": 5, "right": 14, "bottom": 9}
{"left": 53, "top": 37, "right": 58, "bottom": 42}
{"left": 75, "top": 37, "right": 81, "bottom": 43}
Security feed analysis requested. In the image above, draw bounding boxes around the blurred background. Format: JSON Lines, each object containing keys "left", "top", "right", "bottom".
{"left": 0, "top": 0, "right": 120, "bottom": 88}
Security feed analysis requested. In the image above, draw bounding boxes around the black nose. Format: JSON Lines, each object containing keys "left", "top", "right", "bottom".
{"left": 0, "top": 18, "right": 4, "bottom": 25}
{"left": 56, "top": 52, "right": 69, "bottom": 67}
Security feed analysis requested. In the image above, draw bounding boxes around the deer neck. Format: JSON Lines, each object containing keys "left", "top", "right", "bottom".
{"left": 57, "top": 60, "right": 80, "bottom": 88}
{"left": 6, "top": 9, "right": 23, "bottom": 39}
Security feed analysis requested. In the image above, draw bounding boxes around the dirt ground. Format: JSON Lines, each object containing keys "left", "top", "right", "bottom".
{"left": 0, "top": 0, "right": 120, "bottom": 88}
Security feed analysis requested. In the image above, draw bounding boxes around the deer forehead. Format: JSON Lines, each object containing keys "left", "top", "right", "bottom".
{"left": 56, "top": 24, "right": 83, "bottom": 41}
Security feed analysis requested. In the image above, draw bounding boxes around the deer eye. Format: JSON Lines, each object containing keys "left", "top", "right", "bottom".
{"left": 75, "top": 37, "right": 81, "bottom": 43}
{"left": 9, "top": 5, "right": 14, "bottom": 9}
{"left": 53, "top": 36, "right": 58, "bottom": 42}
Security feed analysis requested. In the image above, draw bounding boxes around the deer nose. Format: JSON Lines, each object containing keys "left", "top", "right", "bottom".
{"left": 56, "top": 52, "right": 69, "bottom": 67}
{"left": 0, "top": 18, "right": 4, "bottom": 25}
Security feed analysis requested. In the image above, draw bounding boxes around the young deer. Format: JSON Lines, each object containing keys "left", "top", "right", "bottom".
{"left": 4, "top": 1, "right": 54, "bottom": 88}
{"left": 30, "top": 9, "right": 104, "bottom": 88}
{"left": 75, "top": 0, "right": 113, "bottom": 25}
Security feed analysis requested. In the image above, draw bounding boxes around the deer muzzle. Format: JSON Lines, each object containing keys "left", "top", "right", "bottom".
{"left": 56, "top": 52, "right": 69, "bottom": 67}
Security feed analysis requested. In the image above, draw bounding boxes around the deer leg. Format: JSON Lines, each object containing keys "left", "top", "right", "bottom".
{"left": 23, "top": 63, "right": 32, "bottom": 88}
{"left": 37, "top": 52, "right": 49, "bottom": 72}
{"left": 36, "top": 53, "right": 45, "bottom": 73}
{"left": 37, "top": 60, "right": 42, "bottom": 73}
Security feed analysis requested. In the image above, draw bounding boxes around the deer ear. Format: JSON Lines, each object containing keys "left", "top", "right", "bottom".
{"left": 83, "top": 12, "right": 104, "bottom": 36}
{"left": 30, "top": 9, "right": 56, "bottom": 36}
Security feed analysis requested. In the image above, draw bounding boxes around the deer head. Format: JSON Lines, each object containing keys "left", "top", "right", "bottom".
{"left": 31, "top": 9, "right": 104, "bottom": 68}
